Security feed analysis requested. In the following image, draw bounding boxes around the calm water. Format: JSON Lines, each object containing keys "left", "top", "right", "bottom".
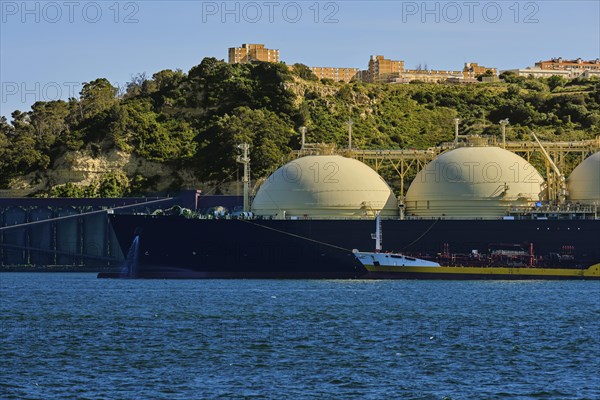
{"left": 1, "top": 274, "right": 599, "bottom": 399}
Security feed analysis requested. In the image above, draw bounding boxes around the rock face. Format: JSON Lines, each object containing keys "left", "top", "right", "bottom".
{"left": 6, "top": 149, "right": 251, "bottom": 197}
{"left": 8, "top": 149, "right": 202, "bottom": 196}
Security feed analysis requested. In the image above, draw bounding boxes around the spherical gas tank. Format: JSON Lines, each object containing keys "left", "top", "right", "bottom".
{"left": 406, "top": 146, "right": 544, "bottom": 217}
{"left": 567, "top": 152, "right": 600, "bottom": 205}
{"left": 252, "top": 155, "right": 398, "bottom": 218}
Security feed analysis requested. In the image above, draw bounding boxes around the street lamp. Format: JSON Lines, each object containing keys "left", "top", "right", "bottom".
{"left": 299, "top": 126, "right": 306, "bottom": 150}
{"left": 499, "top": 119, "right": 509, "bottom": 149}
{"left": 346, "top": 118, "right": 353, "bottom": 150}
{"left": 453, "top": 118, "right": 460, "bottom": 145}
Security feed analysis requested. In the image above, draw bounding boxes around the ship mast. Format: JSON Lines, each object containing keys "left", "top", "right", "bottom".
{"left": 236, "top": 143, "right": 251, "bottom": 212}
{"left": 371, "top": 211, "right": 382, "bottom": 252}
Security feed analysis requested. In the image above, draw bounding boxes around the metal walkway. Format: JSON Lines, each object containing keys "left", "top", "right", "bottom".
{"left": 290, "top": 137, "right": 600, "bottom": 194}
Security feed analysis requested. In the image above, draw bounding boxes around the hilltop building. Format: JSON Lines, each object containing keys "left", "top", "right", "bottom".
{"left": 535, "top": 58, "right": 600, "bottom": 72}
{"left": 368, "top": 56, "right": 405, "bottom": 83}
{"left": 365, "top": 56, "right": 496, "bottom": 84}
{"left": 398, "top": 69, "right": 464, "bottom": 83}
{"left": 310, "top": 67, "right": 361, "bottom": 82}
{"left": 504, "top": 58, "right": 600, "bottom": 79}
{"left": 228, "top": 44, "right": 279, "bottom": 64}
{"left": 504, "top": 68, "right": 572, "bottom": 79}
{"left": 225, "top": 44, "right": 501, "bottom": 84}
{"left": 463, "top": 62, "right": 498, "bottom": 79}
{"left": 582, "top": 70, "right": 600, "bottom": 78}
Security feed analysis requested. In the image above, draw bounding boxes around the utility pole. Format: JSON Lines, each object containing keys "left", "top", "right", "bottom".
{"left": 299, "top": 126, "right": 306, "bottom": 151}
{"left": 236, "top": 143, "right": 250, "bottom": 212}
{"left": 499, "top": 119, "right": 509, "bottom": 149}
{"left": 454, "top": 118, "right": 460, "bottom": 146}
{"left": 347, "top": 118, "right": 353, "bottom": 150}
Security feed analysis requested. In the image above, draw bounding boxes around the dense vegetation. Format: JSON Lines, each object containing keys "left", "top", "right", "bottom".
{"left": 0, "top": 59, "right": 598, "bottom": 196}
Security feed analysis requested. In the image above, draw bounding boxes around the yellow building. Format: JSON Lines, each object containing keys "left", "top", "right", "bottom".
{"left": 505, "top": 58, "right": 600, "bottom": 79}
{"left": 535, "top": 58, "right": 600, "bottom": 73}
{"left": 228, "top": 44, "right": 280, "bottom": 64}
{"left": 368, "top": 55, "right": 405, "bottom": 83}
{"left": 399, "top": 69, "right": 463, "bottom": 83}
{"left": 310, "top": 67, "right": 361, "bottom": 82}
{"left": 463, "top": 62, "right": 498, "bottom": 79}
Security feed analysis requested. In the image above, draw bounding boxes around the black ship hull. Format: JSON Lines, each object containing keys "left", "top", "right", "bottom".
{"left": 105, "top": 215, "right": 600, "bottom": 279}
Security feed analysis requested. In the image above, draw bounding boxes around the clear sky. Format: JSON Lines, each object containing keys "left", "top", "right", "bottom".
{"left": 1, "top": 0, "right": 599, "bottom": 118}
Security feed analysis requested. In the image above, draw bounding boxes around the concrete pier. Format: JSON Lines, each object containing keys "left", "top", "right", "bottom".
{"left": 0, "top": 195, "right": 187, "bottom": 270}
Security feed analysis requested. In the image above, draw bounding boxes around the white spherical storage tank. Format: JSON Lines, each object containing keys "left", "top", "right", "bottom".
{"left": 405, "top": 146, "right": 545, "bottom": 217}
{"left": 252, "top": 155, "right": 398, "bottom": 218}
{"left": 567, "top": 152, "right": 600, "bottom": 205}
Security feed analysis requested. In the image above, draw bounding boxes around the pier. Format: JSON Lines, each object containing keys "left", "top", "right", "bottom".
{"left": 0, "top": 195, "right": 197, "bottom": 270}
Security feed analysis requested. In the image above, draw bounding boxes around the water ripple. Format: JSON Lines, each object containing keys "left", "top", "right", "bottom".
{"left": 1, "top": 274, "right": 599, "bottom": 399}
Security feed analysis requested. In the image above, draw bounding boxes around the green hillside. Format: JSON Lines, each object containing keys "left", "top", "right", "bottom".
{"left": 1, "top": 58, "right": 598, "bottom": 197}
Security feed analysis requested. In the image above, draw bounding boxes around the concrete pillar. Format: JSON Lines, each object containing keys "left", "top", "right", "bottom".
{"left": 83, "top": 212, "right": 107, "bottom": 267}
{"left": 29, "top": 207, "right": 54, "bottom": 266}
{"left": 56, "top": 207, "right": 79, "bottom": 265}
{"left": 3, "top": 207, "right": 28, "bottom": 265}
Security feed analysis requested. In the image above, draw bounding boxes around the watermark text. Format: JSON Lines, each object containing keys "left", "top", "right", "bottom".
{"left": 201, "top": 1, "right": 340, "bottom": 23}
{"left": 401, "top": 1, "right": 539, "bottom": 24}
{"left": 1, "top": 82, "right": 82, "bottom": 104}
{"left": 1, "top": 1, "right": 140, "bottom": 24}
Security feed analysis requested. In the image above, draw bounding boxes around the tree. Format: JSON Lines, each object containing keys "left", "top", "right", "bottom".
{"left": 150, "top": 69, "right": 186, "bottom": 107}
{"left": 0, "top": 129, "right": 10, "bottom": 187}
{"left": 4, "top": 129, "right": 49, "bottom": 174}
{"left": 292, "top": 64, "right": 318, "bottom": 81}
{"left": 476, "top": 69, "right": 496, "bottom": 81}
{"left": 198, "top": 107, "right": 294, "bottom": 180}
{"left": 547, "top": 75, "right": 567, "bottom": 91}
{"left": 2, "top": 111, "right": 49, "bottom": 176}
{"left": 153, "top": 69, "right": 186, "bottom": 91}
{"left": 80, "top": 78, "right": 118, "bottom": 119}
{"left": 99, "top": 171, "right": 129, "bottom": 197}
{"left": 50, "top": 182, "right": 86, "bottom": 197}
{"left": 111, "top": 99, "right": 198, "bottom": 162}
{"left": 0, "top": 115, "right": 13, "bottom": 135}
{"left": 499, "top": 70, "right": 525, "bottom": 84}
{"left": 337, "top": 85, "right": 353, "bottom": 101}
{"left": 29, "top": 100, "right": 69, "bottom": 152}
{"left": 187, "top": 57, "right": 236, "bottom": 111}
{"left": 124, "top": 72, "right": 149, "bottom": 98}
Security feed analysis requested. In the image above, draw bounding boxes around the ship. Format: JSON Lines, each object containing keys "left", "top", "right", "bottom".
{"left": 352, "top": 214, "right": 600, "bottom": 280}
{"left": 101, "top": 147, "right": 600, "bottom": 279}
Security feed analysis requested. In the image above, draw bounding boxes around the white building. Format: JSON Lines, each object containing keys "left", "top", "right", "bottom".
{"left": 502, "top": 68, "right": 572, "bottom": 79}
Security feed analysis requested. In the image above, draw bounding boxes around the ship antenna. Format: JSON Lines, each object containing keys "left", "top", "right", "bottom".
{"left": 371, "top": 211, "right": 382, "bottom": 252}
{"left": 236, "top": 143, "right": 251, "bottom": 212}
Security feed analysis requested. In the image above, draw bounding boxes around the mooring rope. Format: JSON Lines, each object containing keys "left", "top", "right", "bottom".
{"left": 400, "top": 218, "right": 439, "bottom": 250}
{"left": 237, "top": 218, "right": 353, "bottom": 253}
{"left": 0, "top": 197, "right": 174, "bottom": 232}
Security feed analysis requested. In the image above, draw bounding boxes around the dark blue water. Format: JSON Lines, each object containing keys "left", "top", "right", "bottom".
{"left": 1, "top": 274, "right": 599, "bottom": 399}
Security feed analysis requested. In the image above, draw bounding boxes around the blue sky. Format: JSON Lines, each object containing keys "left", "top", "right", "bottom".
{"left": 1, "top": 0, "right": 599, "bottom": 118}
